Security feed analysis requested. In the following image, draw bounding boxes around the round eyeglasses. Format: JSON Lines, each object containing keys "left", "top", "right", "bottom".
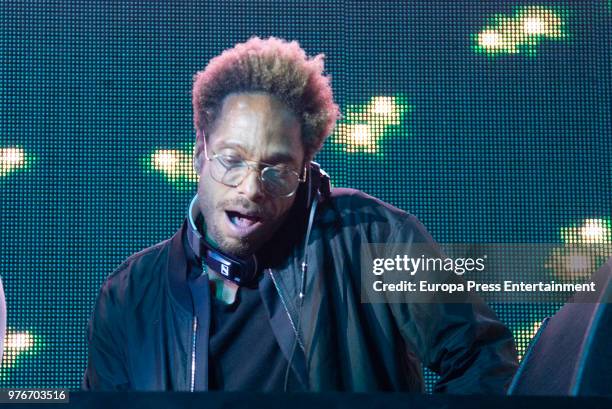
{"left": 203, "top": 143, "right": 306, "bottom": 197}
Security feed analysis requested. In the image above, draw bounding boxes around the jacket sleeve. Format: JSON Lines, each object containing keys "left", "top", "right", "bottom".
{"left": 82, "top": 273, "right": 131, "bottom": 391}
{"left": 387, "top": 215, "right": 519, "bottom": 394}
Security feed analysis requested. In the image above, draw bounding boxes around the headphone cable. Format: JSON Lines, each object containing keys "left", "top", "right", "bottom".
{"left": 283, "top": 193, "right": 319, "bottom": 392}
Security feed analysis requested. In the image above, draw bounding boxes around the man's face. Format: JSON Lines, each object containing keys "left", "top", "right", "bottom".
{"left": 195, "top": 92, "right": 304, "bottom": 258}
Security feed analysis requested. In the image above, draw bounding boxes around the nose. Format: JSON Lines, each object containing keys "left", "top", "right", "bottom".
{"left": 237, "top": 168, "right": 265, "bottom": 202}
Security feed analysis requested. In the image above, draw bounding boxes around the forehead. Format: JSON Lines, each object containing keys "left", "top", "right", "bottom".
{"left": 209, "top": 92, "right": 303, "bottom": 164}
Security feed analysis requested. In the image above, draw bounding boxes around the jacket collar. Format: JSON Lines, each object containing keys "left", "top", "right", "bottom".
{"left": 166, "top": 211, "right": 311, "bottom": 390}
{"left": 165, "top": 220, "right": 201, "bottom": 313}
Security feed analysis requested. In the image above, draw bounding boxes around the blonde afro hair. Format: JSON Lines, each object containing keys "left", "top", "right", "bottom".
{"left": 192, "top": 36, "right": 339, "bottom": 160}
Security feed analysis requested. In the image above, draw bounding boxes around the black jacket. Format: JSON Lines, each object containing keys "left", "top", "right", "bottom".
{"left": 83, "top": 188, "right": 518, "bottom": 392}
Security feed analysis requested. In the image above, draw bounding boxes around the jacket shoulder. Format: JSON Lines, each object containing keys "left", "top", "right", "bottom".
{"left": 99, "top": 237, "right": 173, "bottom": 308}
{"left": 325, "top": 187, "right": 430, "bottom": 242}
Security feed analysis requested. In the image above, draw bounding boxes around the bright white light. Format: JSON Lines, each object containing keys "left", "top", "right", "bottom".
{"left": 479, "top": 30, "right": 503, "bottom": 48}
{"left": 332, "top": 94, "right": 410, "bottom": 155}
{"left": 561, "top": 218, "right": 611, "bottom": 244}
{"left": 581, "top": 219, "right": 608, "bottom": 243}
{"left": 475, "top": 6, "right": 566, "bottom": 56}
{"left": 351, "top": 124, "right": 372, "bottom": 145}
{"left": 6, "top": 331, "right": 34, "bottom": 351}
{"left": 524, "top": 17, "right": 545, "bottom": 35}
{"left": 520, "top": 7, "right": 563, "bottom": 38}
{"left": 149, "top": 149, "right": 198, "bottom": 184}
{"left": 371, "top": 97, "right": 396, "bottom": 116}
{"left": 336, "top": 123, "right": 379, "bottom": 153}
{"left": 0, "top": 147, "right": 26, "bottom": 176}
{"left": 152, "top": 150, "right": 179, "bottom": 172}
{"left": 0, "top": 148, "right": 23, "bottom": 165}
{"left": 2, "top": 330, "right": 36, "bottom": 369}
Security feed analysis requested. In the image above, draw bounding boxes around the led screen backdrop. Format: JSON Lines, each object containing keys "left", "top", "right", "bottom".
{"left": 1, "top": 0, "right": 610, "bottom": 391}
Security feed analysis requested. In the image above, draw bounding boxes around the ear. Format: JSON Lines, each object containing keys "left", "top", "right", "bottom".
{"left": 193, "top": 130, "right": 206, "bottom": 174}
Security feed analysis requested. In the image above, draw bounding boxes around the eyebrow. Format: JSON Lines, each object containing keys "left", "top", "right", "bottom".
{"left": 264, "top": 152, "right": 296, "bottom": 165}
{"left": 217, "top": 141, "right": 298, "bottom": 166}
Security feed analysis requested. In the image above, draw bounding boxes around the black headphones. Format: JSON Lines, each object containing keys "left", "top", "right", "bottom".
{"left": 187, "top": 162, "right": 331, "bottom": 287}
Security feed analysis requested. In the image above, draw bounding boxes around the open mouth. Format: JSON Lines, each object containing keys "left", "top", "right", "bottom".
{"left": 226, "top": 210, "right": 263, "bottom": 228}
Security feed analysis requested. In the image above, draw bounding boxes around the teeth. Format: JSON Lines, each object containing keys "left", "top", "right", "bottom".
{"left": 230, "top": 214, "right": 257, "bottom": 228}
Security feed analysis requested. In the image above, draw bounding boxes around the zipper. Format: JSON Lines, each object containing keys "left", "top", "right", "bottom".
{"left": 268, "top": 268, "right": 305, "bottom": 352}
{"left": 190, "top": 315, "right": 198, "bottom": 392}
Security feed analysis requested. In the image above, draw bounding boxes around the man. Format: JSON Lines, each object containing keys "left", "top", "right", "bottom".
{"left": 83, "top": 37, "right": 518, "bottom": 392}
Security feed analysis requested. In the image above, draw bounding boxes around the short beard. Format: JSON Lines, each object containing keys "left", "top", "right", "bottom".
{"left": 210, "top": 225, "right": 253, "bottom": 259}
{"left": 199, "top": 195, "right": 259, "bottom": 259}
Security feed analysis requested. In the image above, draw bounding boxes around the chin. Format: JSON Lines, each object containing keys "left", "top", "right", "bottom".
{"left": 217, "top": 236, "right": 257, "bottom": 259}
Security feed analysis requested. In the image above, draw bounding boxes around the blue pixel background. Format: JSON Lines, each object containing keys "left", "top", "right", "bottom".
{"left": 0, "top": 1, "right": 610, "bottom": 390}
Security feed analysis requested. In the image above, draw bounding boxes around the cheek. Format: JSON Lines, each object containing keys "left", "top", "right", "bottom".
{"left": 272, "top": 196, "right": 298, "bottom": 217}
{"left": 197, "top": 171, "right": 210, "bottom": 194}
{"left": 198, "top": 165, "right": 218, "bottom": 193}
{"left": 198, "top": 173, "right": 224, "bottom": 210}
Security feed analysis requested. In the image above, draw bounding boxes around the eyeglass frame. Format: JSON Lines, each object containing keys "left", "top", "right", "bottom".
{"left": 202, "top": 142, "right": 308, "bottom": 198}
